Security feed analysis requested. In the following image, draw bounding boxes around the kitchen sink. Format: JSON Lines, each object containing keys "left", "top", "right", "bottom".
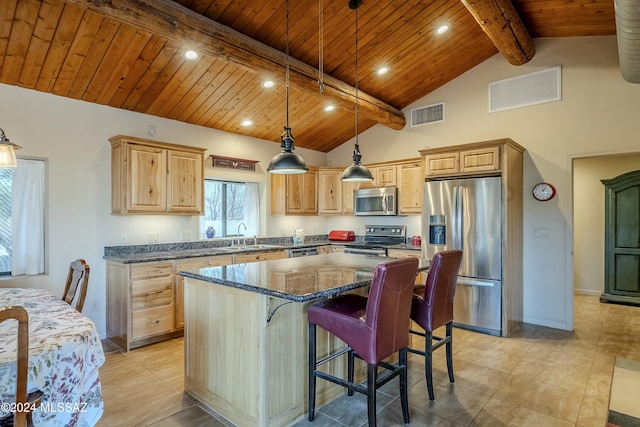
{"left": 226, "top": 244, "right": 282, "bottom": 251}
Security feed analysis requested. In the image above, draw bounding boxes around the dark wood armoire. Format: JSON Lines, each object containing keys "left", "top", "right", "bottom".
{"left": 601, "top": 170, "right": 640, "bottom": 305}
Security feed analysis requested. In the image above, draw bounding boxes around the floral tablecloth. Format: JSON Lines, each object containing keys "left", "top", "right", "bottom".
{"left": 0, "top": 288, "right": 105, "bottom": 426}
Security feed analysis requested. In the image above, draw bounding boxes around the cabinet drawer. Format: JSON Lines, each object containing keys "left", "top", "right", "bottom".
{"left": 132, "top": 278, "right": 173, "bottom": 309}
{"left": 234, "top": 250, "right": 288, "bottom": 264}
{"left": 175, "top": 255, "right": 234, "bottom": 272}
{"left": 132, "top": 305, "right": 175, "bottom": 339}
{"left": 131, "top": 263, "right": 173, "bottom": 279}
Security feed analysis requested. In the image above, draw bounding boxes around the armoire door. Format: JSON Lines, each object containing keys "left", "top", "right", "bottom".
{"left": 601, "top": 170, "right": 640, "bottom": 305}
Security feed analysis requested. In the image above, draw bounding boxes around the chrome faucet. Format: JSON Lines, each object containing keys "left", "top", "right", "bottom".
{"left": 237, "top": 223, "right": 247, "bottom": 245}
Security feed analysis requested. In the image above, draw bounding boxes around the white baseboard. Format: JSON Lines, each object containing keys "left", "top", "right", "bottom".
{"left": 523, "top": 316, "right": 570, "bottom": 331}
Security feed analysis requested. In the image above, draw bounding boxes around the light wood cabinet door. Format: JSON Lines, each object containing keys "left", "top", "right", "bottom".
{"left": 318, "top": 169, "right": 342, "bottom": 214}
{"left": 167, "top": 150, "right": 204, "bottom": 214}
{"left": 399, "top": 162, "right": 423, "bottom": 214}
{"left": 342, "top": 181, "right": 358, "bottom": 214}
{"left": 284, "top": 168, "right": 317, "bottom": 215}
{"left": 302, "top": 167, "right": 318, "bottom": 214}
{"left": 459, "top": 146, "right": 500, "bottom": 174}
{"left": 423, "top": 152, "right": 460, "bottom": 177}
{"left": 127, "top": 144, "right": 167, "bottom": 213}
{"left": 377, "top": 164, "right": 397, "bottom": 187}
{"left": 286, "top": 174, "right": 304, "bottom": 214}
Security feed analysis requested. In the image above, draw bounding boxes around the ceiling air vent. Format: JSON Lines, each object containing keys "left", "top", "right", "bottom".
{"left": 411, "top": 102, "right": 445, "bottom": 127}
{"left": 489, "top": 66, "right": 562, "bottom": 113}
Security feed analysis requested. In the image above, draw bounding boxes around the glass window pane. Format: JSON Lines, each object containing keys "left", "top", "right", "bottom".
{"left": 226, "top": 182, "right": 245, "bottom": 236}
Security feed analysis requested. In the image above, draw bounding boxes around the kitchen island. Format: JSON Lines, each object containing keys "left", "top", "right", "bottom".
{"left": 180, "top": 253, "right": 426, "bottom": 427}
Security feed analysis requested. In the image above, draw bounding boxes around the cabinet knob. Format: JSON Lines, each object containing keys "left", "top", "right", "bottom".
{"left": 146, "top": 290, "right": 163, "bottom": 296}
{"left": 147, "top": 319, "right": 160, "bottom": 324}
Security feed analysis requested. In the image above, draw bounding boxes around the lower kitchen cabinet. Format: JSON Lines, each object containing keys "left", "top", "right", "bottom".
{"left": 107, "top": 250, "right": 291, "bottom": 351}
{"left": 174, "top": 255, "right": 234, "bottom": 329}
{"left": 106, "top": 260, "right": 184, "bottom": 352}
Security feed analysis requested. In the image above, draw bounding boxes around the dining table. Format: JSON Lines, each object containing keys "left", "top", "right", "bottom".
{"left": 0, "top": 288, "right": 105, "bottom": 427}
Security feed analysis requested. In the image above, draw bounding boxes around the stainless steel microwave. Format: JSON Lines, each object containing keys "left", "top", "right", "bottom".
{"left": 354, "top": 187, "right": 398, "bottom": 216}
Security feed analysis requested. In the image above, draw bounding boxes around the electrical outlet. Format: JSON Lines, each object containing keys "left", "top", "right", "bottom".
{"left": 534, "top": 227, "right": 550, "bottom": 238}
{"left": 148, "top": 232, "right": 159, "bottom": 243}
{"left": 181, "top": 231, "right": 190, "bottom": 241}
{"left": 120, "top": 233, "right": 128, "bottom": 243}
{"left": 90, "top": 299, "right": 100, "bottom": 312}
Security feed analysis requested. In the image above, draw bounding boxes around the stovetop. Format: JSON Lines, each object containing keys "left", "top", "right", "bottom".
{"left": 359, "top": 225, "right": 406, "bottom": 247}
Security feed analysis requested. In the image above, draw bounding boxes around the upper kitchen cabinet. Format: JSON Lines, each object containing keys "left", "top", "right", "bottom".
{"left": 271, "top": 167, "right": 318, "bottom": 215}
{"left": 421, "top": 140, "right": 521, "bottom": 178}
{"left": 357, "top": 159, "right": 423, "bottom": 214}
{"left": 316, "top": 168, "right": 360, "bottom": 215}
{"left": 110, "top": 135, "right": 205, "bottom": 215}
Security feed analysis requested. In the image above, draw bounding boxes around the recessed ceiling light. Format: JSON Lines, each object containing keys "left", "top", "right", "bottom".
{"left": 241, "top": 120, "right": 253, "bottom": 127}
{"left": 262, "top": 80, "right": 275, "bottom": 88}
{"left": 435, "top": 24, "right": 450, "bottom": 35}
{"left": 376, "top": 67, "right": 389, "bottom": 76}
{"left": 184, "top": 50, "right": 199, "bottom": 60}
{"left": 324, "top": 105, "right": 335, "bottom": 112}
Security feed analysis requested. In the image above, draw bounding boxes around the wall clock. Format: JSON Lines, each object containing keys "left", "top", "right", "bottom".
{"left": 532, "top": 182, "right": 556, "bottom": 201}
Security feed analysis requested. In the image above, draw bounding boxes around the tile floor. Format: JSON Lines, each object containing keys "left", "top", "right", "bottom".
{"left": 95, "top": 295, "right": 640, "bottom": 426}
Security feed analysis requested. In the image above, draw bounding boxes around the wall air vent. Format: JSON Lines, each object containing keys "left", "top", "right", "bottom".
{"left": 489, "top": 66, "right": 562, "bottom": 113}
{"left": 411, "top": 102, "right": 445, "bottom": 127}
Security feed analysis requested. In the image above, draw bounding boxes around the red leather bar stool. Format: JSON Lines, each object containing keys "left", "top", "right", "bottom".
{"left": 408, "top": 250, "right": 462, "bottom": 400}
{"left": 307, "top": 257, "right": 419, "bottom": 427}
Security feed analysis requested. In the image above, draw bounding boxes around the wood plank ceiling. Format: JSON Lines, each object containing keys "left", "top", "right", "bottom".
{"left": 0, "top": 0, "right": 616, "bottom": 153}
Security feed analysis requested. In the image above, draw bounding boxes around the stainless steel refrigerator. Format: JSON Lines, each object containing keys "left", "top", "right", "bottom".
{"left": 422, "top": 177, "right": 502, "bottom": 336}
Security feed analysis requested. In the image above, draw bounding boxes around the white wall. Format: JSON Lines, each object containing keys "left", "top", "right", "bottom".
{"left": 329, "top": 36, "right": 640, "bottom": 331}
{"left": 0, "top": 83, "right": 328, "bottom": 337}
{"left": 573, "top": 154, "right": 640, "bottom": 296}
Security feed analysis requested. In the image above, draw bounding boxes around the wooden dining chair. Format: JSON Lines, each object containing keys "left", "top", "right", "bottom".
{"left": 62, "top": 259, "right": 90, "bottom": 312}
{"left": 0, "top": 306, "right": 42, "bottom": 427}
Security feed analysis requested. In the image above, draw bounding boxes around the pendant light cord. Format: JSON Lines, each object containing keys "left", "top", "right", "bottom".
{"left": 318, "top": 0, "right": 324, "bottom": 93}
{"left": 354, "top": 7, "right": 359, "bottom": 151}
{"left": 285, "top": 0, "right": 290, "bottom": 130}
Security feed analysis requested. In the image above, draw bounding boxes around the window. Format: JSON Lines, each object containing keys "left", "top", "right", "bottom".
{"left": 202, "top": 179, "right": 259, "bottom": 238}
{"left": 0, "top": 168, "right": 13, "bottom": 275}
{"left": 0, "top": 159, "right": 46, "bottom": 276}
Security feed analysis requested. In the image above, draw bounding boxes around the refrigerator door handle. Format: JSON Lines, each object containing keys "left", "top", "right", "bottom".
{"left": 457, "top": 278, "right": 496, "bottom": 287}
{"left": 453, "top": 186, "right": 463, "bottom": 249}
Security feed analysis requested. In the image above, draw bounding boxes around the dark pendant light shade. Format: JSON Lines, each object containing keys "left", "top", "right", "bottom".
{"left": 340, "top": 143, "right": 373, "bottom": 181}
{"left": 267, "top": 0, "right": 308, "bottom": 175}
{"left": 341, "top": 2, "right": 373, "bottom": 182}
{"left": 267, "top": 127, "right": 308, "bottom": 174}
{"left": 0, "top": 128, "right": 21, "bottom": 169}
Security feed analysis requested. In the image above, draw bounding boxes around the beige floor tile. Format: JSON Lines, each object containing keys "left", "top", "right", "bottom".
{"left": 575, "top": 394, "right": 609, "bottom": 427}
{"left": 470, "top": 397, "right": 573, "bottom": 427}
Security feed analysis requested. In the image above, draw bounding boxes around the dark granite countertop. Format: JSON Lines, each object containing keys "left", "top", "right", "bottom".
{"left": 179, "top": 253, "right": 428, "bottom": 302}
{"left": 103, "top": 236, "right": 422, "bottom": 264}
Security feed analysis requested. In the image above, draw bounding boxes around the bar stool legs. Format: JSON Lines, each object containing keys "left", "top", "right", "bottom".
{"left": 308, "top": 322, "right": 411, "bottom": 426}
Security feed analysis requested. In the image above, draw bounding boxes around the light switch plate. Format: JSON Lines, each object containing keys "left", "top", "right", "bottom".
{"left": 148, "top": 232, "right": 159, "bottom": 243}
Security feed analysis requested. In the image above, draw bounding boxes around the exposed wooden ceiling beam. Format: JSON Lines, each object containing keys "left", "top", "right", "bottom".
{"left": 62, "top": 0, "right": 406, "bottom": 130}
{"left": 461, "top": 0, "right": 535, "bottom": 66}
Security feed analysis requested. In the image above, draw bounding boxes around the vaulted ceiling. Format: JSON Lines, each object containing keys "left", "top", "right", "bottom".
{"left": 0, "top": 0, "right": 616, "bottom": 152}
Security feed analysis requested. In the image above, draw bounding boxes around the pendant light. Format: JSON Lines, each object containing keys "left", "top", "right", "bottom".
{"left": 267, "top": 0, "right": 308, "bottom": 175}
{"left": 341, "top": 2, "right": 373, "bottom": 182}
{"left": 0, "top": 128, "right": 21, "bottom": 169}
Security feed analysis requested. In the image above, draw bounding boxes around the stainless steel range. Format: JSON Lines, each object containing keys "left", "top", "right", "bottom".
{"left": 343, "top": 225, "right": 406, "bottom": 256}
